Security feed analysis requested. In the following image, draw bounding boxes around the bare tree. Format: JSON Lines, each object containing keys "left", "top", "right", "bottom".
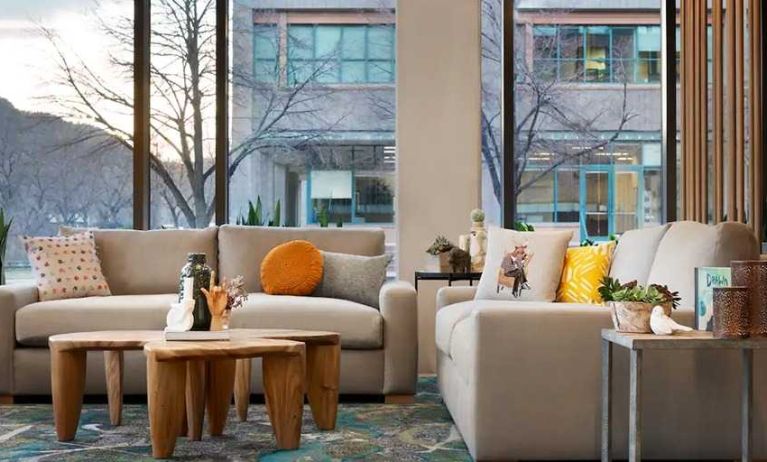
{"left": 481, "top": 0, "right": 637, "bottom": 208}
{"left": 44, "top": 0, "right": 345, "bottom": 228}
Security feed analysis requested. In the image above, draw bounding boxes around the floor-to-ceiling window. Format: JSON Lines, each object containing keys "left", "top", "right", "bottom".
{"left": 481, "top": 1, "right": 663, "bottom": 240}
{"left": 0, "top": 1, "right": 134, "bottom": 281}
{"left": 228, "top": 2, "right": 396, "bottom": 238}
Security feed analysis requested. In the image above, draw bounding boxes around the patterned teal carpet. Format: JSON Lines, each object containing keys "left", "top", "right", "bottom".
{"left": 0, "top": 377, "right": 470, "bottom": 461}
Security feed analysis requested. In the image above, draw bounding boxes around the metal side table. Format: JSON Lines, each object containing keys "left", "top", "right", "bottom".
{"left": 601, "top": 329, "right": 766, "bottom": 462}
{"left": 413, "top": 271, "right": 482, "bottom": 292}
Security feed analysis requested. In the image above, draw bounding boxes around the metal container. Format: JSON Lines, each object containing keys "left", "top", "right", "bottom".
{"left": 731, "top": 260, "right": 767, "bottom": 336}
{"left": 713, "top": 286, "right": 750, "bottom": 339}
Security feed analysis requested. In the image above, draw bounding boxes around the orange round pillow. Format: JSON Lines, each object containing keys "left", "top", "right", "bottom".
{"left": 260, "top": 240, "right": 324, "bottom": 295}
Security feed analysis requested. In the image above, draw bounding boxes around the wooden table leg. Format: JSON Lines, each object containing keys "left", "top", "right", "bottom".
{"left": 234, "top": 358, "right": 252, "bottom": 422}
{"left": 51, "top": 347, "right": 86, "bottom": 441}
{"left": 186, "top": 360, "right": 207, "bottom": 440}
{"left": 104, "top": 350, "right": 124, "bottom": 426}
{"left": 262, "top": 351, "right": 305, "bottom": 450}
{"left": 629, "top": 349, "right": 642, "bottom": 462}
{"left": 306, "top": 343, "right": 340, "bottom": 430}
{"left": 601, "top": 339, "right": 612, "bottom": 462}
{"left": 206, "top": 359, "right": 236, "bottom": 437}
{"left": 742, "top": 349, "right": 753, "bottom": 462}
{"left": 146, "top": 355, "right": 186, "bottom": 459}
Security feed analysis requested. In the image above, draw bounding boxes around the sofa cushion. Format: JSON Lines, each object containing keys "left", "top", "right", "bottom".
{"left": 260, "top": 240, "right": 324, "bottom": 296}
{"left": 229, "top": 293, "right": 382, "bottom": 349}
{"left": 218, "top": 225, "right": 385, "bottom": 293}
{"left": 313, "top": 251, "right": 390, "bottom": 309}
{"left": 16, "top": 294, "right": 176, "bottom": 346}
{"left": 62, "top": 227, "right": 219, "bottom": 295}
{"left": 608, "top": 224, "right": 670, "bottom": 285}
{"left": 647, "top": 221, "right": 760, "bottom": 308}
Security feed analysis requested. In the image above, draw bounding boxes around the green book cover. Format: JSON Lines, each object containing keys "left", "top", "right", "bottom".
{"left": 694, "top": 267, "right": 732, "bottom": 331}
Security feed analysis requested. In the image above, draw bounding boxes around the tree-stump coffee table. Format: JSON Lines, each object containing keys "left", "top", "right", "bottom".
{"left": 143, "top": 338, "right": 304, "bottom": 458}
{"left": 48, "top": 329, "right": 340, "bottom": 455}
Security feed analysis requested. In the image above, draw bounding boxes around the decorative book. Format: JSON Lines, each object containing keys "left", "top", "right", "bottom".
{"left": 164, "top": 330, "right": 230, "bottom": 341}
{"left": 694, "top": 266, "right": 732, "bottom": 331}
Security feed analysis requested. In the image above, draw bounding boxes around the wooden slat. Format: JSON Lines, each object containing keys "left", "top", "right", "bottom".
{"left": 685, "top": 0, "right": 695, "bottom": 219}
{"left": 680, "top": 0, "right": 687, "bottom": 219}
{"left": 714, "top": 0, "right": 724, "bottom": 223}
{"left": 700, "top": 0, "right": 708, "bottom": 222}
{"left": 736, "top": 0, "right": 745, "bottom": 222}
{"left": 750, "top": 0, "right": 763, "bottom": 236}
{"left": 727, "top": 0, "right": 737, "bottom": 221}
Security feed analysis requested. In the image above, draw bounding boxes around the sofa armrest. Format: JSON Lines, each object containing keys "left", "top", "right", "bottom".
{"left": 379, "top": 280, "right": 418, "bottom": 395}
{"left": 436, "top": 286, "right": 477, "bottom": 310}
{"left": 0, "top": 284, "right": 39, "bottom": 394}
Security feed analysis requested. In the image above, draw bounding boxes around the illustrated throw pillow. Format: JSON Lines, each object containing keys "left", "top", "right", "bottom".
{"left": 556, "top": 241, "right": 617, "bottom": 304}
{"left": 313, "top": 251, "right": 391, "bottom": 309}
{"left": 22, "top": 232, "right": 111, "bottom": 301}
{"left": 260, "top": 240, "right": 324, "bottom": 296}
{"left": 474, "top": 227, "right": 573, "bottom": 302}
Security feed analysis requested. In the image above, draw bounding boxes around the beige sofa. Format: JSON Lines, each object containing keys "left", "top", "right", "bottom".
{"left": 436, "top": 221, "right": 763, "bottom": 460}
{"left": 0, "top": 226, "right": 418, "bottom": 401}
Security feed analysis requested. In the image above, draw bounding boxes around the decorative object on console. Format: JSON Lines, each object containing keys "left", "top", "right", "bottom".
{"left": 0, "top": 209, "right": 11, "bottom": 286}
{"left": 474, "top": 227, "right": 572, "bottom": 302}
{"left": 556, "top": 241, "right": 616, "bottom": 304}
{"left": 426, "top": 235, "right": 454, "bottom": 272}
{"left": 261, "top": 240, "right": 324, "bottom": 295}
{"left": 731, "top": 260, "right": 767, "bottom": 336}
{"left": 712, "top": 286, "right": 750, "bottom": 339}
{"left": 179, "top": 253, "right": 212, "bottom": 331}
{"left": 469, "top": 208, "right": 487, "bottom": 272}
{"left": 650, "top": 305, "right": 693, "bottom": 335}
{"left": 599, "top": 277, "right": 680, "bottom": 333}
{"left": 201, "top": 284, "right": 229, "bottom": 331}
{"left": 314, "top": 251, "right": 390, "bottom": 308}
{"left": 165, "top": 277, "right": 194, "bottom": 332}
{"left": 21, "top": 232, "right": 111, "bottom": 301}
{"left": 694, "top": 266, "right": 732, "bottom": 331}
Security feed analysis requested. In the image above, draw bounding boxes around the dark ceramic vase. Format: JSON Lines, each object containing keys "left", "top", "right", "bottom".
{"left": 179, "top": 253, "right": 212, "bottom": 331}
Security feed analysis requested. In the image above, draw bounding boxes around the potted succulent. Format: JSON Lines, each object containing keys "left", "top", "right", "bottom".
{"left": 599, "top": 277, "right": 681, "bottom": 333}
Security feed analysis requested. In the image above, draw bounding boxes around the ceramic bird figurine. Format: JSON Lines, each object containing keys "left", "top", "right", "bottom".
{"left": 650, "top": 305, "right": 693, "bottom": 335}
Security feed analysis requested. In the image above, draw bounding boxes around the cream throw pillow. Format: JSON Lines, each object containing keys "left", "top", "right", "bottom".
{"left": 22, "top": 232, "right": 111, "bottom": 301}
{"left": 474, "top": 227, "right": 573, "bottom": 302}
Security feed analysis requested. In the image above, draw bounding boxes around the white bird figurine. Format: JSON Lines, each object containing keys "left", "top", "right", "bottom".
{"left": 650, "top": 305, "right": 693, "bottom": 335}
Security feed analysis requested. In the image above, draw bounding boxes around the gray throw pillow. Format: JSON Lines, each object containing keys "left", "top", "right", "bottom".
{"left": 313, "top": 251, "right": 390, "bottom": 309}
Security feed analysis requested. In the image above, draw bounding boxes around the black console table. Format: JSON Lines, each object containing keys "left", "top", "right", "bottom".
{"left": 413, "top": 271, "right": 482, "bottom": 292}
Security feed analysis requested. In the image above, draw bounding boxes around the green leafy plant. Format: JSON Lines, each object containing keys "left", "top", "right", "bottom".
{"left": 237, "top": 197, "right": 263, "bottom": 226}
{"left": 0, "top": 209, "right": 12, "bottom": 286}
{"left": 599, "top": 276, "right": 681, "bottom": 309}
{"left": 336, "top": 216, "right": 343, "bottom": 228}
{"left": 470, "top": 208, "right": 485, "bottom": 223}
{"left": 315, "top": 204, "right": 330, "bottom": 227}
{"left": 426, "top": 235, "right": 454, "bottom": 255}
{"left": 267, "top": 199, "right": 281, "bottom": 227}
{"left": 580, "top": 238, "right": 596, "bottom": 246}
{"left": 513, "top": 221, "right": 535, "bottom": 232}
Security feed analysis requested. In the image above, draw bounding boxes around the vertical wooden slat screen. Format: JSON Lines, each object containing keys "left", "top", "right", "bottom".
{"left": 714, "top": 0, "right": 724, "bottom": 223}
{"left": 679, "top": 0, "right": 762, "bottom": 236}
{"left": 749, "top": 0, "right": 764, "bottom": 237}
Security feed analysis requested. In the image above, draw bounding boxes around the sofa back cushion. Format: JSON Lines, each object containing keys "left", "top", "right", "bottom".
{"left": 63, "top": 227, "right": 219, "bottom": 295}
{"left": 608, "top": 224, "right": 670, "bottom": 285}
{"left": 218, "top": 225, "right": 386, "bottom": 292}
{"left": 646, "top": 221, "right": 759, "bottom": 308}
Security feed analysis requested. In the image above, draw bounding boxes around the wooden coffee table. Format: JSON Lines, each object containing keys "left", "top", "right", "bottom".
{"left": 48, "top": 329, "right": 340, "bottom": 443}
{"left": 143, "top": 339, "right": 304, "bottom": 458}
{"left": 228, "top": 329, "right": 340, "bottom": 430}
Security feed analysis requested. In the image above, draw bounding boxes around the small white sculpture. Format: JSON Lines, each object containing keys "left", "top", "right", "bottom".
{"left": 650, "top": 305, "right": 693, "bottom": 335}
{"left": 165, "top": 277, "right": 195, "bottom": 332}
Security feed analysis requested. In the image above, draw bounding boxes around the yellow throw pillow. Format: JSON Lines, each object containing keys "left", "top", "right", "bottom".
{"left": 261, "top": 240, "right": 324, "bottom": 296}
{"left": 557, "top": 241, "right": 616, "bottom": 304}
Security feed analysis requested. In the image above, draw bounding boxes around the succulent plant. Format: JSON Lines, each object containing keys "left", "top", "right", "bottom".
{"left": 470, "top": 208, "right": 485, "bottom": 223}
{"left": 426, "top": 235, "right": 454, "bottom": 255}
{"left": 599, "top": 276, "right": 680, "bottom": 309}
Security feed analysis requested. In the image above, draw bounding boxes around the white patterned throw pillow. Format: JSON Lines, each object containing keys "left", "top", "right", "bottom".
{"left": 474, "top": 226, "right": 573, "bottom": 302}
{"left": 22, "top": 232, "right": 111, "bottom": 301}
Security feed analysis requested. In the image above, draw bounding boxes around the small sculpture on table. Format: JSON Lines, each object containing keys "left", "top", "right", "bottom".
{"left": 200, "top": 275, "right": 249, "bottom": 331}
{"left": 165, "top": 277, "right": 195, "bottom": 332}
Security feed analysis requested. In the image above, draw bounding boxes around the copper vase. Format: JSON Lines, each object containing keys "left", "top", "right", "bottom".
{"left": 712, "top": 286, "right": 750, "bottom": 339}
{"left": 731, "top": 260, "right": 767, "bottom": 336}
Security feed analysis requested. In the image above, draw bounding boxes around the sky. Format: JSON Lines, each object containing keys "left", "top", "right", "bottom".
{"left": 0, "top": 0, "right": 131, "bottom": 113}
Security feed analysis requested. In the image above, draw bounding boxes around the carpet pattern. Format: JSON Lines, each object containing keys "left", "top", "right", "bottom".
{"left": 0, "top": 377, "right": 471, "bottom": 461}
